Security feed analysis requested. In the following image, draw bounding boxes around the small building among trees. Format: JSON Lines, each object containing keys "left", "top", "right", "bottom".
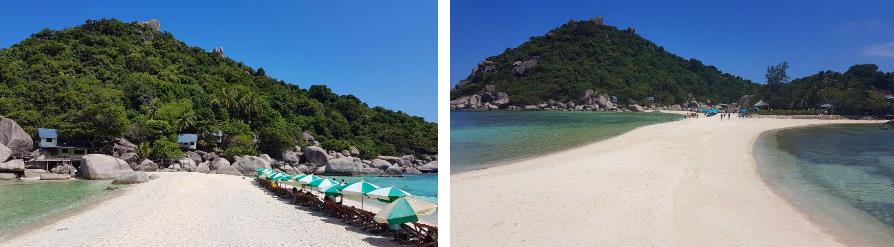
{"left": 177, "top": 133, "right": 198, "bottom": 150}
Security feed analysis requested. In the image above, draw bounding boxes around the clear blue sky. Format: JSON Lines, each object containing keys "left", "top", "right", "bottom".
{"left": 0, "top": 0, "right": 437, "bottom": 122}
{"left": 452, "top": 0, "right": 894, "bottom": 86}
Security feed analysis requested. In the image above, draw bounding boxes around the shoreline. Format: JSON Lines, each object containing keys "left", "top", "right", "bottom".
{"left": 452, "top": 110, "right": 686, "bottom": 174}
{"left": 753, "top": 126, "right": 894, "bottom": 246}
{"left": 1, "top": 173, "right": 397, "bottom": 246}
{"left": 0, "top": 180, "right": 128, "bottom": 242}
{"left": 452, "top": 114, "right": 882, "bottom": 246}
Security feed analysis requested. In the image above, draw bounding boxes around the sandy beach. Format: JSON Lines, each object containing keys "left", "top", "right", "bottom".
{"left": 1, "top": 173, "right": 395, "bottom": 247}
{"left": 452, "top": 113, "right": 882, "bottom": 246}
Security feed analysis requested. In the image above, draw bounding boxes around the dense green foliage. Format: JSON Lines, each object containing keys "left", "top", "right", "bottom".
{"left": 758, "top": 64, "right": 894, "bottom": 115}
{"left": 452, "top": 20, "right": 894, "bottom": 115}
{"left": 0, "top": 19, "right": 436, "bottom": 159}
{"left": 452, "top": 20, "right": 760, "bottom": 105}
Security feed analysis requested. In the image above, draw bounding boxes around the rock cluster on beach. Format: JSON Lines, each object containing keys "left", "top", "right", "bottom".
{"left": 0, "top": 117, "right": 31, "bottom": 180}
{"left": 0, "top": 115, "right": 436, "bottom": 182}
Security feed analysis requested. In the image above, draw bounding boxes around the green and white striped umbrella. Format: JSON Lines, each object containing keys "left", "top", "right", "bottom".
{"left": 276, "top": 174, "right": 293, "bottom": 181}
{"left": 373, "top": 196, "right": 437, "bottom": 225}
{"left": 321, "top": 183, "right": 346, "bottom": 197}
{"left": 297, "top": 175, "right": 321, "bottom": 185}
{"left": 341, "top": 180, "right": 380, "bottom": 209}
{"left": 341, "top": 180, "right": 380, "bottom": 196}
{"left": 267, "top": 173, "right": 283, "bottom": 180}
{"left": 366, "top": 187, "right": 412, "bottom": 203}
{"left": 308, "top": 178, "right": 339, "bottom": 189}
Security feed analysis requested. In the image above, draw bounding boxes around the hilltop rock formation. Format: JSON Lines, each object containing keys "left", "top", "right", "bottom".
{"left": 137, "top": 19, "right": 160, "bottom": 32}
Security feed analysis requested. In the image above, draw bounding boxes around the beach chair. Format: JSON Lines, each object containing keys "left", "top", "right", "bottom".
{"left": 413, "top": 223, "right": 438, "bottom": 246}
{"left": 393, "top": 223, "right": 425, "bottom": 245}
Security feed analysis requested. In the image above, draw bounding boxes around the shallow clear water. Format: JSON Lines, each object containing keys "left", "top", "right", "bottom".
{"left": 326, "top": 174, "right": 438, "bottom": 223}
{"left": 755, "top": 124, "right": 894, "bottom": 246}
{"left": 0, "top": 180, "right": 113, "bottom": 241}
{"left": 451, "top": 111, "right": 681, "bottom": 173}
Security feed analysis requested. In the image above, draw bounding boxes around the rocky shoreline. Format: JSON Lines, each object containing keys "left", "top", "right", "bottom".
{"left": 0, "top": 117, "right": 437, "bottom": 184}
{"left": 450, "top": 85, "right": 693, "bottom": 113}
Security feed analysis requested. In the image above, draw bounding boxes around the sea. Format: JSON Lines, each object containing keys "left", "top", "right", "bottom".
{"left": 0, "top": 179, "right": 115, "bottom": 241}
{"left": 755, "top": 124, "right": 894, "bottom": 246}
{"left": 451, "top": 111, "right": 681, "bottom": 173}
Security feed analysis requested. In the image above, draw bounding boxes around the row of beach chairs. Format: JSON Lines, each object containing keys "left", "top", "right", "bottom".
{"left": 256, "top": 178, "right": 437, "bottom": 246}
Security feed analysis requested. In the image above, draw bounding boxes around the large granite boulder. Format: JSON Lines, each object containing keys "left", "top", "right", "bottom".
{"left": 201, "top": 152, "right": 218, "bottom": 161}
{"left": 79, "top": 154, "right": 133, "bottom": 179}
{"left": 210, "top": 158, "right": 231, "bottom": 170}
{"left": 107, "top": 138, "right": 136, "bottom": 156}
{"left": 0, "top": 143, "right": 11, "bottom": 162}
{"left": 178, "top": 158, "right": 197, "bottom": 172}
{"left": 195, "top": 162, "right": 211, "bottom": 173}
{"left": 302, "top": 146, "right": 329, "bottom": 166}
{"left": 324, "top": 157, "right": 363, "bottom": 175}
{"left": 211, "top": 164, "right": 242, "bottom": 176}
{"left": 303, "top": 131, "right": 319, "bottom": 146}
{"left": 231, "top": 156, "right": 271, "bottom": 175}
{"left": 0, "top": 173, "right": 16, "bottom": 180}
{"left": 281, "top": 151, "right": 301, "bottom": 164}
{"left": 371, "top": 159, "right": 391, "bottom": 170}
{"left": 294, "top": 165, "right": 310, "bottom": 174}
{"left": 494, "top": 92, "right": 510, "bottom": 106}
{"left": 184, "top": 151, "right": 202, "bottom": 164}
{"left": 259, "top": 154, "right": 273, "bottom": 163}
{"left": 0, "top": 159, "right": 24, "bottom": 171}
{"left": 419, "top": 161, "right": 438, "bottom": 173}
{"left": 349, "top": 146, "right": 360, "bottom": 157}
{"left": 385, "top": 165, "right": 403, "bottom": 176}
{"left": 377, "top": 156, "right": 403, "bottom": 164}
{"left": 111, "top": 171, "right": 151, "bottom": 184}
{"left": 404, "top": 167, "right": 422, "bottom": 175}
{"left": 40, "top": 173, "right": 71, "bottom": 180}
{"left": 135, "top": 159, "right": 158, "bottom": 172}
{"left": 629, "top": 104, "right": 644, "bottom": 112}
{"left": 0, "top": 117, "right": 33, "bottom": 157}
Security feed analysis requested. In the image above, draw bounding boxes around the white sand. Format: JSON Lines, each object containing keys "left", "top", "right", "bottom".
{"left": 1, "top": 172, "right": 394, "bottom": 247}
{"left": 452, "top": 113, "right": 883, "bottom": 246}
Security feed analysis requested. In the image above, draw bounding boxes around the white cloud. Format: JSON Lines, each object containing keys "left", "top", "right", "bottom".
{"left": 862, "top": 42, "right": 894, "bottom": 57}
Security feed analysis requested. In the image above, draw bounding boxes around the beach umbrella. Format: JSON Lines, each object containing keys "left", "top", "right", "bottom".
{"left": 297, "top": 175, "right": 321, "bottom": 185}
{"left": 341, "top": 180, "right": 381, "bottom": 209}
{"left": 276, "top": 174, "right": 293, "bottom": 181}
{"left": 366, "top": 187, "right": 412, "bottom": 203}
{"left": 321, "top": 183, "right": 346, "bottom": 197}
{"left": 308, "top": 178, "right": 339, "bottom": 189}
{"left": 373, "top": 196, "right": 437, "bottom": 225}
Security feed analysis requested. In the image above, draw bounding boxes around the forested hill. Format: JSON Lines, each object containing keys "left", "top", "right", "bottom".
{"left": 451, "top": 18, "right": 760, "bottom": 106}
{"left": 0, "top": 19, "right": 436, "bottom": 159}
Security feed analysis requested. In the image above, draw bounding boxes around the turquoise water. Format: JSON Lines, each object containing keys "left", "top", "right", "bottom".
{"left": 755, "top": 124, "right": 894, "bottom": 246}
{"left": 451, "top": 111, "right": 681, "bottom": 173}
{"left": 0, "top": 180, "right": 113, "bottom": 241}
{"left": 325, "top": 174, "right": 438, "bottom": 223}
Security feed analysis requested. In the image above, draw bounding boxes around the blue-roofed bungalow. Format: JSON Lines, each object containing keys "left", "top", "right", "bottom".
{"left": 178, "top": 133, "right": 198, "bottom": 150}
{"left": 38, "top": 128, "right": 58, "bottom": 148}
{"left": 32, "top": 128, "right": 89, "bottom": 170}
